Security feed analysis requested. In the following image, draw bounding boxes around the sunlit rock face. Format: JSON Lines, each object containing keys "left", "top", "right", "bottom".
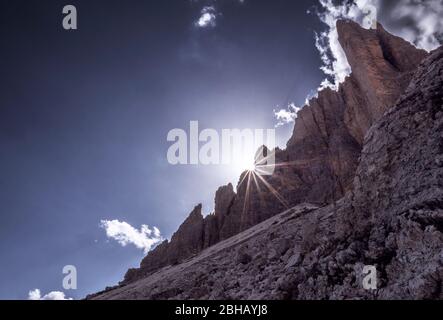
{"left": 337, "top": 20, "right": 427, "bottom": 143}
{"left": 116, "top": 20, "right": 432, "bottom": 286}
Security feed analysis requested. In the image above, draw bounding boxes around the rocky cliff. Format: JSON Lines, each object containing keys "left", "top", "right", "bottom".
{"left": 90, "top": 19, "right": 442, "bottom": 299}
{"left": 89, "top": 42, "right": 442, "bottom": 300}
{"left": 117, "top": 20, "right": 429, "bottom": 286}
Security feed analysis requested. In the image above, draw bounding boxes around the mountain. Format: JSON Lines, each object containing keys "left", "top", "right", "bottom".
{"left": 88, "top": 20, "right": 442, "bottom": 299}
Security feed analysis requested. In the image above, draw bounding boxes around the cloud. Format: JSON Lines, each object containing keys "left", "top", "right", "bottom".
{"left": 389, "top": 0, "right": 443, "bottom": 51}
{"left": 274, "top": 103, "right": 302, "bottom": 127}
{"left": 195, "top": 6, "right": 217, "bottom": 28}
{"left": 28, "top": 289, "right": 73, "bottom": 300}
{"left": 193, "top": 0, "right": 246, "bottom": 28}
{"left": 100, "top": 219, "right": 162, "bottom": 254}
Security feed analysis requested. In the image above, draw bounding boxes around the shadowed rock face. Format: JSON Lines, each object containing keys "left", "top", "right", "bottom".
{"left": 123, "top": 186, "right": 236, "bottom": 283}
{"left": 125, "top": 204, "right": 205, "bottom": 282}
{"left": 334, "top": 46, "right": 443, "bottom": 299}
{"left": 90, "top": 45, "right": 443, "bottom": 300}
{"left": 115, "top": 20, "right": 431, "bottom": 287}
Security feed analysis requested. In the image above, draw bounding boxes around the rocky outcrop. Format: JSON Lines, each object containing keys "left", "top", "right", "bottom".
{"left": 221, "top": 20, "right": 428, "bottom": 238}
{"left": 124, "top": 204, "right": 205, "bottom": 283}
{"left": 90, "top": 45, "right": 443, "bottom": 300}
{"left": 210, "top": 183, "right": 236, "bottom": 243}
{"left": 113, "top": 20, "right": 432, "bottom": 288}
{"left": 337, "top": 21, "right": 427, "bottom": 128}
{"left": 123, "top": 185, "right": 236, "bottom": 283}
{"left": 333, "top": 46, "right": 443, "bottom": 299}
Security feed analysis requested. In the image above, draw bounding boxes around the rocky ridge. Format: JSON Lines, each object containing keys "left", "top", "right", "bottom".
{"left": 119, "top": 20, "right": 428, "bottom": 285}
{"left": 89, "top": 20, "right": 442, "bottom": 299}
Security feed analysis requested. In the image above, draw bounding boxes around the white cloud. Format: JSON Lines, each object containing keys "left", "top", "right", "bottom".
{"left": 390, "top": 0, "right": 443, "bottom": 52}
{"left": 196, "top": 6, "right": 217, "bottom": 28}
{"left": 100, "top": 219, "right": 162, "bottom": 254}
{"left": 28, "top": 289, "right": 73, "bottom": 300}
{"left": 192, "top": 1, "right": 246, "bottom": 28}
{"left": 274, "top": 103, "right": 302, "bottom": 127}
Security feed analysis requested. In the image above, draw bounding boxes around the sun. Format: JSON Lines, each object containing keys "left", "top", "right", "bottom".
{"left": 243, "top": 161, "right": 256, "bottom": 172}
{"left": 236, "top": 156, "right": 256, "bottom": 173}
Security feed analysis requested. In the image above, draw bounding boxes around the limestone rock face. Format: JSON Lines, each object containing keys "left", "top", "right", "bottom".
{"left": 298, "top": 45, "right": 443, "bottom": 300}
{"left": 122, "top": 185, "right": 236, "bottom": 283}
{"left": 338, "top": 20, "right": 428, "bottom": 144}
{"left": 165, "top": 204, "right": 205, "bottom": 263}
{"left": 123, "top": 204, "right": 205, "bottom": 283}
{"left": 222, "top": 20, "right": 428, "bottom": 235}
{"left": 114, "top": 21, "right": 432, "bottom": 288}
{"left": 203, "top": 184, "right": 236, "bottom": 248}
{"left": 90, "top": 45, "right": 443, "bottom": 300}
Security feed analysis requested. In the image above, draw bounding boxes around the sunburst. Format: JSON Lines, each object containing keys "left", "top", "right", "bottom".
{"left": 237, "top": 160, "right": 290, "bottom": 217}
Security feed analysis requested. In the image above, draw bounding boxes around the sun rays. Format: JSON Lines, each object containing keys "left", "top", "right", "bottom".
{"left": 237, "top": 157, "right": 292, "bottom": 219}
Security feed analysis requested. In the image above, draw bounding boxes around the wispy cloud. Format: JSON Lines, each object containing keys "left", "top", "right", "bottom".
{"left": 28, "top": 289, "right": 73, "bottom": 300}
{"left": 389, "top": 0, "right": 443, "bottom": 51}
{"left": 100, "top": 220, "right": 162, "bottom": 254}
{"left": 274, "top": 103, "right": 302, "bottom": 127}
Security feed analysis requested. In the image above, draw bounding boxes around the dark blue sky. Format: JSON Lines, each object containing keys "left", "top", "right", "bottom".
{"left": 0, "top": 0, "right": 328, "bottom": 299}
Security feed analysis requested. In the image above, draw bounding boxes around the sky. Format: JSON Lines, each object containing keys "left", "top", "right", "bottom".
{"left": 0, "top": 0, "right": 441, "bottom": 300}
